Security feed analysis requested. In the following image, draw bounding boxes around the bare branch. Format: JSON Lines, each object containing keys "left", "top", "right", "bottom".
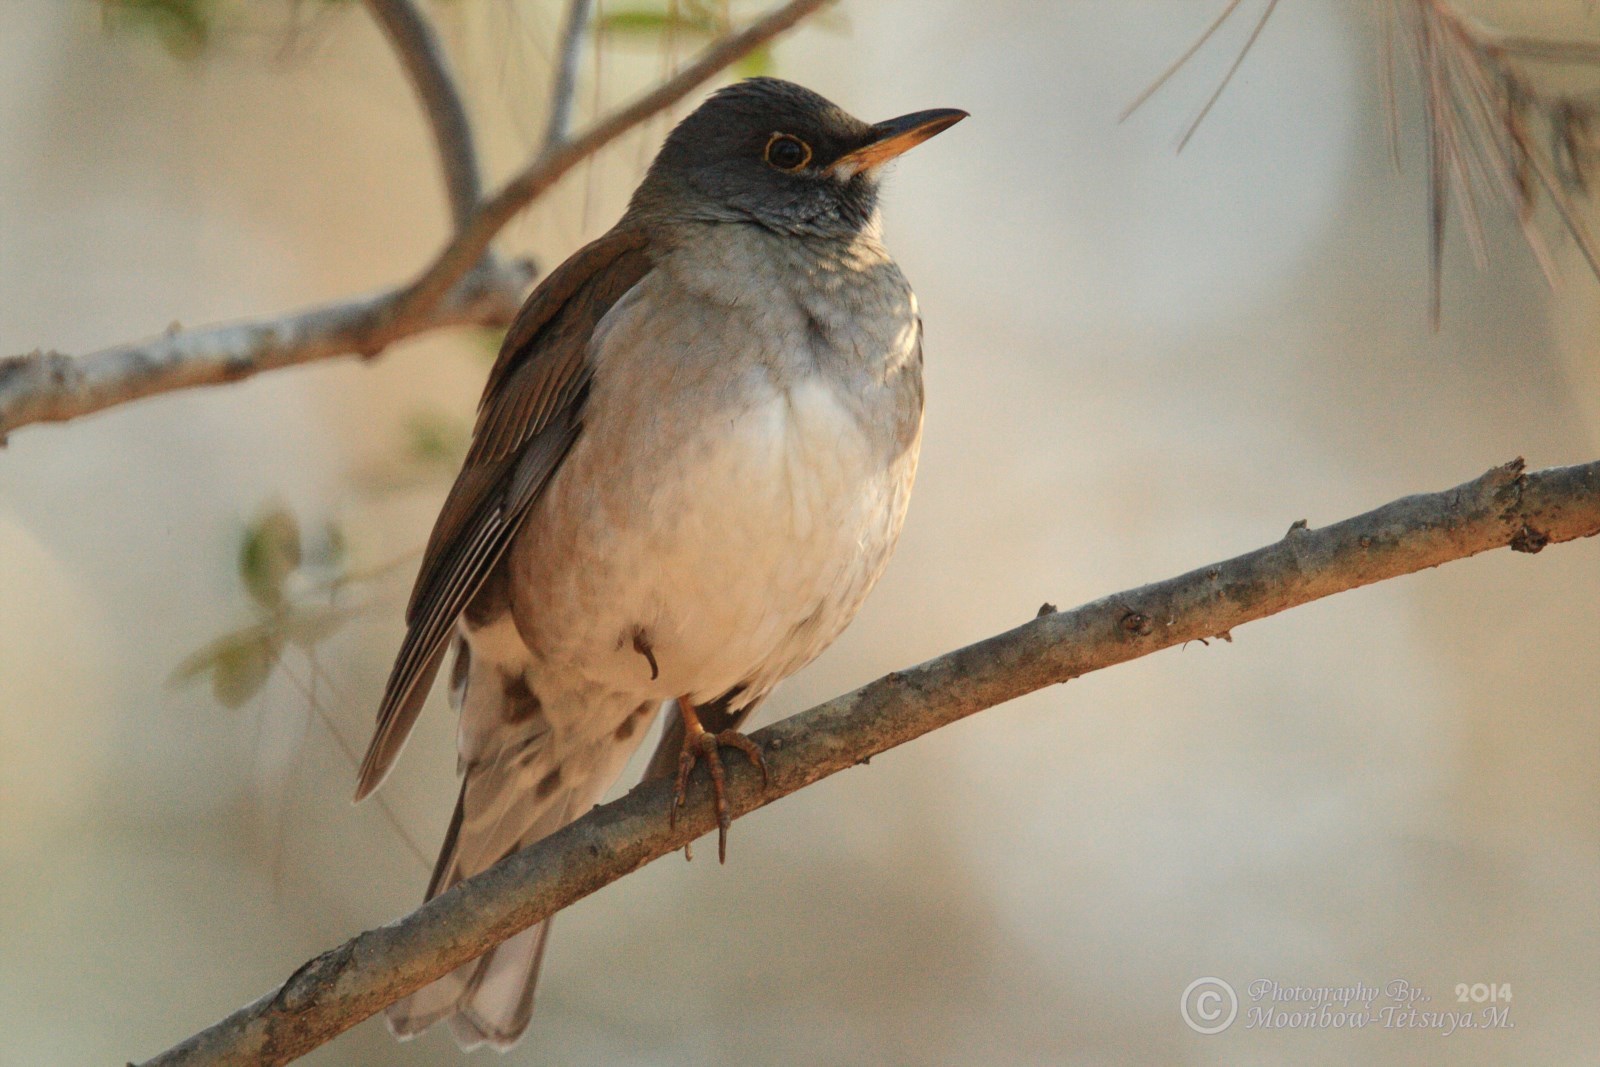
{"left": 1124, "top": 0, "right": 1600, "bottom": 323}
{"left": 0, "top": 260, "right": 533, "bottom": 439}
{"left": 134, "top": 457, "right": 1600, "bottom": 1067}
{"left": 390, "top": 0, "right": 834, "bottom": 326}
{"left": 364, "top": 0, "right": 483, "bottom": 230}
{"left": 1175, "top": 0, "right": 1281, "bottom": 153}
{"left": 0, "top": 0, "right": 831, "bottom": 442}
{"left": 1117, "top": 0, "right": 1244, "bottom": 123}
{"left": 543, "top": 0, "right": 596, "bottom": 149}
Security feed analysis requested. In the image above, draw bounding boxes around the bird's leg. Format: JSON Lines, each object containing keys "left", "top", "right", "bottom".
{"left": 670, "top": 695, "right": 768, "bottom": 863}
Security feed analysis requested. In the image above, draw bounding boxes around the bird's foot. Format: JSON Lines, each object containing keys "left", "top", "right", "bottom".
{"left": 669, "top": 696, "right": 768, "bottom": 863}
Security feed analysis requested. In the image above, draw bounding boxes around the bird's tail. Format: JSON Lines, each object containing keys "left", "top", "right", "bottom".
{"left": 386, "top": 637, "right": 659, "bottom": 1050}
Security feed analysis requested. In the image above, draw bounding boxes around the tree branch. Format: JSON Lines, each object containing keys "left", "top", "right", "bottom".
{"left": 134, "top": 457, "right": 1600, "bottom": 1067}
{"left": 0, "top": 0, "right": 831, "bottom": 441}
{"left": 363, "top": 0, "right": 484, "bottom": 231}
{"left": 0, "top": 261, "right": 534, "bottom": 441}
{"left": 543, "top": 0, "right": 596, "bottom": 149}
{"left": 387, "top": 0, "right": 834, "bottom": 326}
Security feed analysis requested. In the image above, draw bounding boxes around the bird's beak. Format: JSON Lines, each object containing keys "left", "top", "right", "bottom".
{"left": 830, "top": 108, "right": 968, "bottom": 179}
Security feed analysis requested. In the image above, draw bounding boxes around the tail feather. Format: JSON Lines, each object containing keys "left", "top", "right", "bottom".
{"left": 390, "top": 915, "right": 553, "bottom": 1050}
{"left": 444, "top": 922, "right": 553, "bottom": 1050}
{"left": 386, "top": 632, "right": 662, "bottom": 1049}
{"left": 386, "top": 761, "right": 576, "bottom": 1046}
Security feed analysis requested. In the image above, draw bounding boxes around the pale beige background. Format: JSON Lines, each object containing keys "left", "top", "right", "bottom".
{"left": 2, "top": 2, "right": 1597, "bottom": 1065}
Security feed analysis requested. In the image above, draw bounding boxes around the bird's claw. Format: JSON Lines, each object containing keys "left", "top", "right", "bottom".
{"left": 670, "top": 720, "right": 769, "bottom": 864}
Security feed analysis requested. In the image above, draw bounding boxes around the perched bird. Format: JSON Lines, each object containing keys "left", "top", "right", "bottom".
{"left": 355, "top": 76, "right": 964, "bottom": 1050}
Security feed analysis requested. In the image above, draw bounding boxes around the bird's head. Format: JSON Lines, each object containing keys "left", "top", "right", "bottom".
{"left": 629, "top": 77, "right": 966, "bottom": 238}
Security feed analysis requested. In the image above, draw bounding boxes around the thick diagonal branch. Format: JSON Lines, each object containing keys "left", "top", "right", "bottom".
{"left": 0, "top": 0, "right": 832, "bottom": 440}
{"left": 134, "top": 457, "right": 1600, "bottom": 1067}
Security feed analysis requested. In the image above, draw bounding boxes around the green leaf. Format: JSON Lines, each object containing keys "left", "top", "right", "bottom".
{"left": 473, "top": 326, "right": 507, "bottom": 364}
{"left": 734, "top": 44, "right": 774, "bottom": 78}
{"left": 404, "top": 409, "right": 470, "bottom": 466}
{"left": 99, "top": 0, "right": 217, "bottom": 61}
{"left": 596, "top": 7, "right": 720, "bottom": 40}
{"left": 169, "top": 625, "right": 280, "bottom": 709}
{"left": 211, "top": 631, "right": 279, "bottom": 708}
{"left": 239, "top": 505, "right": 302, "bottom": 610}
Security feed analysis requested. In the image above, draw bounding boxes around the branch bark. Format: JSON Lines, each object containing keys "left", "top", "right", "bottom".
{"left": 0, "top": 262, "right": 533, "bottom": 442}
{"left": 0, "top": 0, "right": 832, "bottom": 441}
{"left": 134, "top": 457, "right": 1600, "bottom": 1067}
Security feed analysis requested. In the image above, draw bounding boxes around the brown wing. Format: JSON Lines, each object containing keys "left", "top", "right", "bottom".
{"left": 355, "top": 229, "right": 654, "bottom": 801}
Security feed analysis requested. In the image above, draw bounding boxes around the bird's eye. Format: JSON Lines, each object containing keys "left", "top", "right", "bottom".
{"left": 764, "top": 133, "right": 812, "bottom": 172}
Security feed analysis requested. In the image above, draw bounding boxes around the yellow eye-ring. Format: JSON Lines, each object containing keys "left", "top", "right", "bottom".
{"left": 764, "top": 133, "right": 812, "bottom": 172}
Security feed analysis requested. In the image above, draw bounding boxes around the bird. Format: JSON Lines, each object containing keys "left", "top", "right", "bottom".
{"left": 354, "top": 76, "right": 965, "bottom": 1051}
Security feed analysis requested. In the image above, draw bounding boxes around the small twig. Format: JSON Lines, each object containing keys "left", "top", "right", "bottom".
{"left": 1118, "top": 0, "right": 1245, "bottom": 122}
{"left": 1378, "top": 0, "right": 1403, "bottom": 168}
{"left": 134, "top": 457, "right": 1600, "bottom": 1067}
{"left": 1421, "top": 7, "right": 1448, "bottom": 323}
{"left": 281, "top": 660, "right": 434, "bottom": 872}
{"left": 391, "top": 0, "right": 834, "bottom": 325}
{"left": 544, "top": 0, "right": 597, "bottom": 149}
{"left": 0, "top": 0, "right": 831, "bottom": 442}
{"left": 1177, "top": 0, "right": 1282, "bottom": 152}
{"left": 363, "top": 0, "right": 484, "bottom": 231}
{"left": 1126, "top": 0, "right": 1600, "bottom": 321}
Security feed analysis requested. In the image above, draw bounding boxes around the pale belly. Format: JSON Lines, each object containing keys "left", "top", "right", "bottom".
{"left": 506, "top": 371, "right": 918, "bottom": 708}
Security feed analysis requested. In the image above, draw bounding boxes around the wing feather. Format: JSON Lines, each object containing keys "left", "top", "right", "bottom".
{"left": 356, "top": 230, "right": 653, "bottom": 800}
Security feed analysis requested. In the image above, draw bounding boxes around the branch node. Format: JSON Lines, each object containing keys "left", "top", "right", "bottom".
{"left": 1119, "top": 610, "right": 1154, "bottom": 637}
{"left": 1285, "top": 518, "right": 1310, "bottom": 537}
{"left": 1036, "top": 602, "right": 1058, "bottom": 617}
{"left": 1510, "top": 524, "right": 1549, "bottom": 553}
{"left": 1486, "top": 456, "right": 1527, "bottom": 487}
{"left": 275, "top": 944, "right": 354, "bottom": 1015}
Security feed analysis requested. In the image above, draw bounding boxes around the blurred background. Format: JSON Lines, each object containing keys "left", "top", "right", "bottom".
{"left": 2, "top": 1, "right": 1598, "bottom": 1063}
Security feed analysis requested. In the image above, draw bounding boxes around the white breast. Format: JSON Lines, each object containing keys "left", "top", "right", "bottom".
{"left": 639, "top": 371, "right": 903, "bottom": 697}
{"left": 506, "top": 223, "right": 922, "bottom": 715}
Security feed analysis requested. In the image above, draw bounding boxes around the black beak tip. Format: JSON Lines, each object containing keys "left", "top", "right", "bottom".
{"left": 875, "top": 107, "right": 969, "bottom": 141}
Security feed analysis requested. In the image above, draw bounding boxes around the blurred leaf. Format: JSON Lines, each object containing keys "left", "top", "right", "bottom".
{"left": 597, "top": 6, "right": 721, "bottom": 40}
{"left": 170, "top": 625, "right": 280, "bottom": 709}
{"left": 211, "top": 631, "right": 278, "bottom": 708}
{"left": 99, "top": 0, "right": 217, "bottom": 60}
{"left": 404, "top": 409, "right": 470, "bottom": 466}
{"left": 239, "top": 505, "right": 302, "bottom": 610}
{"left": 473, "top": 326, "right": 508, "bottom": 364}
{"left": 735, "top": 43, "right": 774, "bottom": 78}
{"left": 304, "top": 520, "right": 347, "bottom": 571}
{"left": 280, "top": 605, "right": 355, "bottom": 649}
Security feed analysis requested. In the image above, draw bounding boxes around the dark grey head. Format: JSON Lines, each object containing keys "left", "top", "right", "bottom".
{"left": 628, "top": 78, "right": 965, "bottom": 238}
